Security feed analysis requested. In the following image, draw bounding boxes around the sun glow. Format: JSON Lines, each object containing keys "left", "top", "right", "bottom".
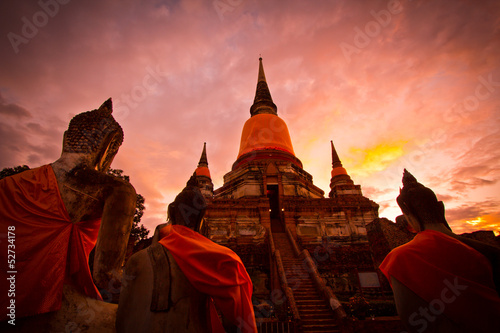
{"left": 465, "top": 217, "right": 484, "bottom": 226}
{"left": 345, "top": 140, "right": 407, "bottom": 177}
{"left": 456, "top": 215, "right": 500, "bottom": 235}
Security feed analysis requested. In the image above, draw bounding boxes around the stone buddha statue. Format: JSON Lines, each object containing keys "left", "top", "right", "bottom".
{"left": 116, "top": 175, "right": 210, "bottom": 333}
{"left": 117, "top": 176, "right": 257, "bottom": 333}
{"left": 0, "top": 99, "right": 136, "bottom": 332}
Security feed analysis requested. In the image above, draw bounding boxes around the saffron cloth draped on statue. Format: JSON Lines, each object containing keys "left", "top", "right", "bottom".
{"left": 0, "top": 165, "right": 102, "bottom": 321}
{"left": 380, "top": 229, "right": 500, "bottom": 328}
{"left": 158, "top": 224, "right": 257, "bottom": 333}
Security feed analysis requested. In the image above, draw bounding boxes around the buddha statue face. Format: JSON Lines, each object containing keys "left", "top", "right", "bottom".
{"left": 62, "top": 98, "right": 124, "bottom": 172}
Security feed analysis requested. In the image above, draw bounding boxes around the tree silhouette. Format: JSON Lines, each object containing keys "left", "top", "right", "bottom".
{"left": 0, "top": 165, "right": 30, "bottom": 179}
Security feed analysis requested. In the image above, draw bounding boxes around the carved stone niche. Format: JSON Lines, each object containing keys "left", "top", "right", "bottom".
{"left": 235, "top": 217, "right": 266, "bottom": 244}
{"left": 205, "top": 218, "right": 231, "bottom": 243}
{"left": 296, "top": 217, "right": 322, "bottom": 244}
{"left": 324, "top": 223, "right": 351, "bottom": 238}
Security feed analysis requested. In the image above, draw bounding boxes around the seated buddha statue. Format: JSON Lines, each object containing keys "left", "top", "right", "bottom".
{"left": 0, "top": 99, "right": 136, "bottom": 332}
{"left": 116, "top": 175, "right": 257, "bottom": 333}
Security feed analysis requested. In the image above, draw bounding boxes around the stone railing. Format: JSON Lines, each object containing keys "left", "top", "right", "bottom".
{"left": 301, "top": 249, "right": 347, "bottom": 324}
{"left": 285, "top": 226, "right": 347, "bottom": 327}
{"left": 275, "top": 250, "right": 301, "bottom": 325}
{"left": 268, "top": 229, "right": 300, "bottom": 330}
{"left": 285, "top": 225, "right": 301, "bottom": 257}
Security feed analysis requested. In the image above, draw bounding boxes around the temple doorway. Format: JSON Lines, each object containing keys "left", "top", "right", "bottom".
{"left": 267, "top": 184, "right": 284, "bottom": 232}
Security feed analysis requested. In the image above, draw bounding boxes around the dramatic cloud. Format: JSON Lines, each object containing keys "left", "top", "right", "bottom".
{"left": 0, "top": 93, "right": 31, "bottom": 118}
{"left": 0, "top": 0, "right": 498, "bottom": 234}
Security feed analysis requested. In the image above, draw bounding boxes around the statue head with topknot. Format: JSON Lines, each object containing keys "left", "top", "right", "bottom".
{"left": 167, "top": 174, "right": 207, "bottom": 232}
{"left": 62, "top": 98, "right": 124, "bottom": 172}
{"left": 396, "top": 169, "right": 451, "bottom": 232}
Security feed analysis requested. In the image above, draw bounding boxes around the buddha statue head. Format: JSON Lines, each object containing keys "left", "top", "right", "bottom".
{"left": 396, "top": 169, "right": 451, "bottom": 232}
{"left": 61, "top": 98, "right": 123, "bottom": 172}
{"left": 167, "top": 174, "right": 207, "bottom": 232}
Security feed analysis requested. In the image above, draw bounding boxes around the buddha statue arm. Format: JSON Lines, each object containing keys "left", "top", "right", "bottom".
{"left": 93, "top": 181, "right": 137, "bottom": 290}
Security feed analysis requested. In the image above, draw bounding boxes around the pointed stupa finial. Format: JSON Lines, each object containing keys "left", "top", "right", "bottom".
{"left": 329, "top": 140, "right": 353, "bottom": 195}
{"left": 198, "top": 142, "right": 208, "bottom": 168}
{"left": 331, "top": 140, "right": 343, "bottom": 169}
{"left": 250, "top": 57, "right": 278, "bottom": 117}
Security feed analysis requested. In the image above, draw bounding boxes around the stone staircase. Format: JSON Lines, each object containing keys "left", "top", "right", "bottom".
{"left": 273, "top": 232, "right": 341, "bottom": 333}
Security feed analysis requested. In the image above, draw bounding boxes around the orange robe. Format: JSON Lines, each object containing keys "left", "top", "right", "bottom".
{"left": 158, "top": 224, "right": 257, "bottom": 333}
{"left": 0, "top": 165, "right": 102, "bottom": 321}
{"left": 380, "top": 229, "right": 500, "bottom": 330}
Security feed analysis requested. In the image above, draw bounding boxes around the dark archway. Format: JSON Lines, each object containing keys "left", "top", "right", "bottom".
{"left": 267, "top": 184, "right": 284, "bottom": 232}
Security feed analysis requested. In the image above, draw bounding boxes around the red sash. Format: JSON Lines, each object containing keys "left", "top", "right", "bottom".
{"left": 158, "top": 224, "right": 257, "bottom": 333}
{"left": 380, "top": 229, "right": 500, "bottom": 328}
{"left": 0, "top": 165, "right": 102, "bottom": 320}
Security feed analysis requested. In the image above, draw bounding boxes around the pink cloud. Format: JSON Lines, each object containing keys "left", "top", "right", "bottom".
{"left": 0, "top": 0, "right": 498, "bottom": 234}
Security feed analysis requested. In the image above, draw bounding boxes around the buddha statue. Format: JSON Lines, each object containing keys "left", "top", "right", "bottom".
{"left": 0, "top": 99, "right": 136, "bottom": 332}
{"left": 117, "top": 175, "right": 257, "bottom": 333}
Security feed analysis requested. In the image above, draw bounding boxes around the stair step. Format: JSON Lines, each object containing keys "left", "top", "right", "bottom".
{"left": 295, "top": 299, "right": 325, "bottom": 305}
{"left": 294, "top": 296, "right": 322, "bottom": 301}
{"left": 296, "top": 305, "right": 330, "bottom": 310}
{"left": 291, "top": 286, "right": 317, "bottom": 291}
{"left": 293, "top": 292, "right": 320, "bottom": 296}
{"left": 290, "top": 286, "right": 316, "bottom": 291}
{"left": 296, "top": 305, "right": 331, "bottom": 311}
{"left": 292, "top": 286, "right": 317, "bottom": 290}
{"left": 302, "top": 322, "right": 338, "bottom": 328}
{"left": 299, "top": 312, "right": 334, "bottom": 318}
{"left": 301, "top": 325, "right": 339, "bottom": 332}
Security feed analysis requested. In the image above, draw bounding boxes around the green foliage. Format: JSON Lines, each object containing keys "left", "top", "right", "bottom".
{"left": 0, "top": 165, "right": 30, "bottom": 180}
{"left": 108, "top": 168, "right": 149, "bottom": 243}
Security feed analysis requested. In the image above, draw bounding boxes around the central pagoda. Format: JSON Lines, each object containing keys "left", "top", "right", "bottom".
{"left": 214, "top": 58, "right": 324, "bottom": 213}
{"left": 194, "top": 58, "right": 381, "bottom": 329}
{"left": 233, "top": 57, "right": 301, "bottom": 171}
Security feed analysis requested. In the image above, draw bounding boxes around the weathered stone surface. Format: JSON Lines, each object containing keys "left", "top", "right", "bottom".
{"left": 366, "top": 217, "right": 415, "bottom": 268}
{"left": 2, "top": 285, "right": 118, "bottom": 333}
{"left": 116, "top": 241, "right": 208, "bottom": 333}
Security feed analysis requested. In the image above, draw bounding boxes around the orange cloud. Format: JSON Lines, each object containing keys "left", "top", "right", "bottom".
{"left": 450, "top": 213, "right": 500, "bottom": 236}
{"left": 345, "top": 140, "right": 407, "bottom": 177}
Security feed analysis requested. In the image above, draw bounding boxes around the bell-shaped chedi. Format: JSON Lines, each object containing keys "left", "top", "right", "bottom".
{"left": 329, "top": 140, "right": 363, "bottom": 198}
{"left": 234, "top": 58, "right": 302, "bottom": 170}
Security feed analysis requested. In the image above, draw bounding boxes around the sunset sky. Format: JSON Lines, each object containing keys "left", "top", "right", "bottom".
{"left": 1, "top": 0, "right": 499, "bottom": 235}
